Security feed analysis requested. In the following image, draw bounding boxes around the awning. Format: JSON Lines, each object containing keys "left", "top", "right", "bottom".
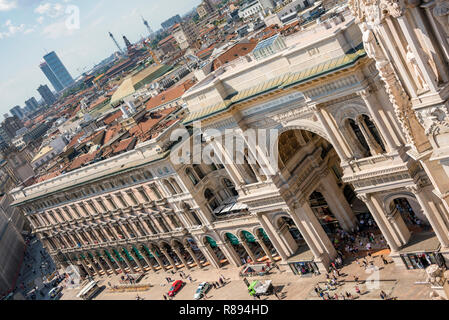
{"left": 213, "top": 202, "right": 248, "bottom": 215}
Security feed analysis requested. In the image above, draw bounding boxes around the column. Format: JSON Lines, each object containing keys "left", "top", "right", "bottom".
{"left": 173, "top": 246, "right": 191, "bottom": 269}
{"left": 407, "top": 186, "right": 449, "bottom": 248}
{"left": 356, "top": 117, "right": 383, "bottom": 155}
{"left": 239, "top": 237, "right": 258, "bottom": 263}
{"left": 319, "top": 172, "right": 357, "bottom": 231}
{"left": 256, "top": 236, "right": 275, "bottom": 262}
{"left": 121, "top": 249, "right": 136, "bottom": 273}
{"left": 314, "top": 106, "right": 351, "bottom": 162}
{"left": 358, "top": 90, "right": 398, "bottom": 152}
{"left": 137, "top": 216, "right": 152, "bottom": 235}
{"left": 357, "top": 194, "right": 399, "bottom": 251}
{"left": 396, "top": 15, "right": 438, "bottom": 92}
{"left": 185, "top": 245, "right": 203, "bottom": 268}
{"left": 111, "top": 249, "right": 128, "bottom": 274}
{"left": 80, "top": 258, "right": 93, "bottom": 278}
{"left": 102, "top": 252, "right": 118, "bottom": 275}
{"left": 257, "top": 213, "right": 288, "bottom": 261}
{"left": 129, "top": 248, "right": 146, "bottom": 273}
{"left": 220, "top": 241, "right": 243, "bottom": 267}
{"left": 85, "top": 255, "right": 101, "bottom": 276}
{"left": 109, "top": 224, "right": 122, "bottom": 240}
{"left": 150, "top": 246, "right": 167, "bottom": 271}
{"left": 96, "top": 256, "right": 111, "bottom": 275}
{"left": 160, "top": 247, "right": 178, "bottom": 270}
{"left": 199, "top": 243, "right": 220, "bottom": 269}
{"left": 212, "top": 139, "right": 246, "bottom": 187}
{"left": 138, "top": 247, "right": 155, "bottom": 272}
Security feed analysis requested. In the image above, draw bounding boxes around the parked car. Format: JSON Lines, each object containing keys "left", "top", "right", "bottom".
{"left": 194, "top": 282, "right": 211, "bottom": 300}
{"left": 168, "top": 280, "right": 184, "bottom": 297}
{"left": 48, "top": 286, "right": 63, "bottom": 300}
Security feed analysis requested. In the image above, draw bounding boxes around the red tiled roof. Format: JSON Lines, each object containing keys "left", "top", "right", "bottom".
{"left": 112, "top": 137, "right": 136, "bottom": 154}
{"left": 103, "top": 123, "right": 122, "bottom": 145}
{"left": 158, "top": 34, "right": 175, "bottom": 46}
{"left": 145, "top": 79, "right": 196, "bottom": 110}
{"left": 212, "top": 40, "right": 258, "bottom": 70}
{"left": 66, "top": 151, "right": 98, "bottom": 172}
{"left": 36, "top": 170, "right": 61, "bottom": 183}
{"left": 79, "top": 130, "right": 104, "bottom": 146}
{"left": 103, "top": 110, "right": 123, "bottom": 125}
{"left": 66, "top": 131, "right": 85, "bottom": 150}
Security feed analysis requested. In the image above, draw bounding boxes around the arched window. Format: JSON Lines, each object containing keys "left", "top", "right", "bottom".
{"left": 204, "top": 188, "right": 220, "bottom": 211}
{"left": 223, "top": 178, "right": 238, "bottom": 197}
{"left": 164, "top": 180, "right": 177, "bottom": 195}
{"left": 362, "top": 115, "right": 386, "bottom": 152}
{"left": 193, "top": 164, "right": 205, "bottom": 180}
{"left": 170, "top": 178, "right": 182, "bottom": 193}
{"left": 186, "top": 168, "right": 199, "bottom": 185}
{"left": 347, "top": 119, "right": 371, "bottom": 157}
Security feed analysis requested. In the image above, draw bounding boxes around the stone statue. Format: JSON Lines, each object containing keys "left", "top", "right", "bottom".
{"left": 433, "top": 0, "right": 449, "bottom": 37}
{"left": 361, "top": 23, "right": 388, "bottom": 65}
{"left": 406, "top": 45, "right": 429, "bottom": 91}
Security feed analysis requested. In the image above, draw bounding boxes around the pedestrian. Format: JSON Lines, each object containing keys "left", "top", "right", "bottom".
{"left": 380, "top": 291, "right": 385, "bottom": 300}
{"left": 212, "top": 283, "right": 216, "bottom": 289}
{"left": 216, "top": 281, "right": 220, "bottom": 288}
{"left": 273, "top": 290, "right": 281, "bottom": 300}
{"left": 355, "top": 286, "right": 361, "bottom": 294}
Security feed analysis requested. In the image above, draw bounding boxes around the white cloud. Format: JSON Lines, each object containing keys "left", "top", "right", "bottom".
{"left": 0, "top": 0, "right": 17, "bottom": 11}
{"left": 41, "top": 19, "right": 75, "bottom": 39}
{"left": 37, "top": 16, "right": 45, "bottom": 24}
{"left": 34, "top": 2, "right": 65, "bottom": 18}
{"left": 0, "top": 19, "right": 26, "bottom": 38}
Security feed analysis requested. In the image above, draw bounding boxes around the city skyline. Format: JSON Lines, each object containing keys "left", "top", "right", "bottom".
{"left": 0, "top": 0, "right": 201, "bottom": 115}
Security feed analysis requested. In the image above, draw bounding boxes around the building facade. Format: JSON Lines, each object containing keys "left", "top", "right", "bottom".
{"left": 37, "top": 85, "right": 57, "bottom": 106}
{"left": 10, "top": 106, "right": 24, "bottom": 120}
{"left": 42, "top": 51, "right": 74, "bottom": 90}
{"left": 9, "top": 5, "right": 449, "bottom": 278}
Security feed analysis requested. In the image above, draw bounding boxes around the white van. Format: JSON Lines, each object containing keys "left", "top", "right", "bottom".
{"left": 76, "top": 281, "right": 101, "bottom": 300}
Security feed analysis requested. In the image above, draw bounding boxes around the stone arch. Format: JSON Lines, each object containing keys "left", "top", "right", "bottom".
{"left": 382, "top": 191, "right": 429, "bottom": 226}
{"left": 332, "top": 102, "right": 370, "bottom": 127}
{"left": 278, "top": 120, "right": 330, "bottom": 143}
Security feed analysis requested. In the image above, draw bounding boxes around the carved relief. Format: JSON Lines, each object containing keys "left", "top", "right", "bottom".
{"left": 416, "top": 106, "right": 449, "bottom": 144}
{"left": 349, "top": 0, "right": 405, "bottom": 26}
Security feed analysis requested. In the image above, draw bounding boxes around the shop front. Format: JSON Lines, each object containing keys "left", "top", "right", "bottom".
{"left": 400, "top": 252, "right": 447, "bottom": 270}
{"left": 288, "top": 261, "right": 320, "bottom": 276}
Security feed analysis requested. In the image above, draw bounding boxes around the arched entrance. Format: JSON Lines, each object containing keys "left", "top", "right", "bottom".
{"left": 308, "top": 191, "right": 341, "bottom": 234}
{"left": 225, "top": 232, "right": 248, "bottom": 264}
{"left": 184, "top": 237, "right": 208, "bottom": 268}
{"left": 255, "top": 228, "right": 281, "bottom": 262}
{"left": 389, "top": 198, "right": 431, "bottom": 232}
{"left": 203, "top": 236, "right": 228, "bottom": 267}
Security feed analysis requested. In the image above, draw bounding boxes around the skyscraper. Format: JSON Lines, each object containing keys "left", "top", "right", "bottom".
{"left": 25, "top": 97, "right": 39, "bottom": 112}
{"left": 40, "top": 51, "right": 74, "bottom": 92}
{"left": 10, "top": 106, "right": 24, "bottom": 119}
{"left": 37, "top": 84, "right": 56, "bottom": 106}
{"left": 40, "top": 61, "right": 64, "bottom": 92}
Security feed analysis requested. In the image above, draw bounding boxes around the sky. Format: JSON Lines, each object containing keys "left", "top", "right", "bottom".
{"left": 0, "top": 0, "right": 201, "bottom": 116}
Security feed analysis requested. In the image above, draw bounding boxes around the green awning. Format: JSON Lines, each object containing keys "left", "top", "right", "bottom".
{"left": 206, "top": 236, "right": 217, "bottom": 248}
{"left": 133, "top": 247, "right": 144, "bottom": 260}
{"left": 105, "top": 250, "right": 115, "bottom": 262}
{"left": 243, "top": 231, "right": 256, "bottom": 243}
{"left": 226, "top": 233, "right": 240, "bottom": 246}
{"left": 123, "top": 248, "right": 134, "bottom": 262}
{"left": 143, "top": 245, "right": 155, "bottom": 258}
{"left": 113, "top": 249, "right": 124, "bottom": 262}
{"left": 259, "top": 228, "right": 269, "bottom": 241}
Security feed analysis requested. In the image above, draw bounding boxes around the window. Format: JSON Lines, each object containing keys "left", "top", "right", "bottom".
{"left": 193, "top": 164, "right": 205, "bottom": 179}
{"left": 186, "top": 168, "right": 199, "bottom": 185}
{"left": 138, "top": 189, "right": 150, "bottom": 202}
{"left": 223, "top": 178, "right": 238, "bottom": 197}
{"left": 204, "top": 189, "right": 220, "bottom": 211}
{"left": 164, "top": 180, "right": 177, "bottom": 195}
{"left": 150, "top": 185, "right": 162, "bottom": 200}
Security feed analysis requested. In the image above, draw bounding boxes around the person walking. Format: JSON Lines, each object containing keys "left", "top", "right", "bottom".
{"left": 355, "top": 286, "right": 361, "bottom": 295}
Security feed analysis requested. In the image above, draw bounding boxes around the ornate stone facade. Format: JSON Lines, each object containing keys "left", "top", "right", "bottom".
{"left": 9, "top": 8, "right": 449, "bottom": 277}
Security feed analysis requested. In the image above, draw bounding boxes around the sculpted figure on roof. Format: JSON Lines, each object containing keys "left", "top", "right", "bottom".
{"left": 348, "top": 0, "right": 405, "bottom": 27}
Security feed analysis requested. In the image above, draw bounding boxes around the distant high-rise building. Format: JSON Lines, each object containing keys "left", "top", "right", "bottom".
{"left": 40, "top": 51, "right": 74, "bottom": 92}
{"left": 25, "top": 97, "right": 39, "bottom": 112}
{"left": 10, "top": 106, "right": 24, "bottom": 119}
{"left": 37, "top": 84, "right": 56, "bottom": 106}
{"left": 142, "top": 16, "right": 154, "bottom": 38}
{"left": 109, "top": 32, "right": 124, "bottom": 54}
{"left": 40, "top": 61, "right": 64, "bottom": 92}
{"left": 161, "top": 14, "right": 182, "bottom": 29}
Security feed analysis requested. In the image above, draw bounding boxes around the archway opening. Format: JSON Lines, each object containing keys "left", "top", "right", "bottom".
{"left": 203, "top": 236, "right": 228, "bottom": 267}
